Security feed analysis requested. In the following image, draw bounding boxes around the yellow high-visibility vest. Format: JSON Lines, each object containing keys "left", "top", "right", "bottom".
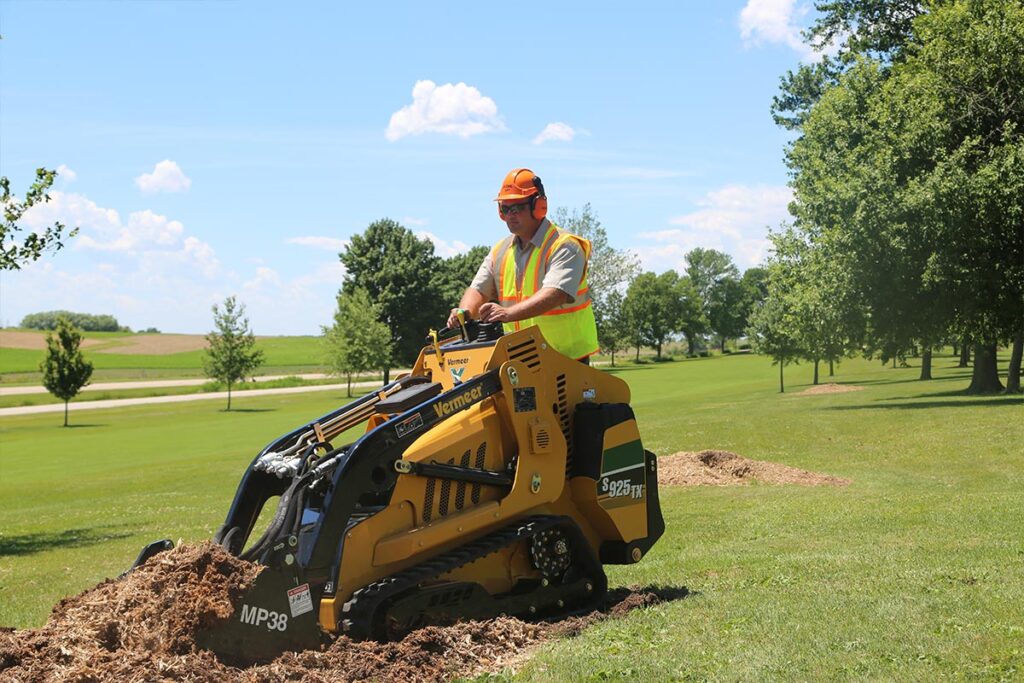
{"left": 491, "top": 222, "right": 599, "bottom": 360}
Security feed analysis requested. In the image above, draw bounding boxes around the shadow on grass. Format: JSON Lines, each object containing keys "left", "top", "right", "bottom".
{"left": 824, "top": 396, "right": 1022, "bottom": 410}
{"left": 0, "top": 525, "right": 134, "bottom": 557}
{"left": 221, "top": 408, "right": 276, "bottom": 413}
{"left": 62, "top": 423, "right": 108, "bottom": 429}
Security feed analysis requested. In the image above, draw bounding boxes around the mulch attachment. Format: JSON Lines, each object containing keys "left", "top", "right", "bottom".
{"left": 0, "top": 543, "right": 683, "bottom": 683}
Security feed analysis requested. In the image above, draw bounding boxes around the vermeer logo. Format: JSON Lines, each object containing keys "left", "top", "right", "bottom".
{"left": 433, "top": 385, "right": 483, "bottom": 418}
{"left": 450, "top": 367, "right": 465, "bottom": 384}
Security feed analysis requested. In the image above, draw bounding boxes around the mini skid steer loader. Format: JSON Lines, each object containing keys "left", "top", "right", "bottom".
{"left": 132, "top": 320, "right": 664, "bottom": 662}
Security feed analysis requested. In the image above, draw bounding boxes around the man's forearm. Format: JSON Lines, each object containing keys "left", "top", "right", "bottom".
{"left": 458, "top": 288, "right": 488, "bottom": 317}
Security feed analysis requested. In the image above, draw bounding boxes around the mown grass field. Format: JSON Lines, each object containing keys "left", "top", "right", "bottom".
{"left": 1, "top": 352, "right": 1021, "bottom": 681}
{"left": 0, "top": 329, "right": 325, "bottom": 381}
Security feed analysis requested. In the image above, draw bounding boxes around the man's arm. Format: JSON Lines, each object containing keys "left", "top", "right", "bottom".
{"left": 478, "top": 287, "right": 570, "bottom": 323}
{"left": 447, "top": 287, "right": 488, "bottom": 327}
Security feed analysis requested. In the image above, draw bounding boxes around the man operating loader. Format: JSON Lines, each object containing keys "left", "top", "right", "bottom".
{"left": 447, "top": 167, "right": 599, "bottom": 362}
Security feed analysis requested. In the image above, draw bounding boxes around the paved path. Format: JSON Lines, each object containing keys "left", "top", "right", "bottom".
{"left": 0, "top": 379, "right": 387, "bottom": 417}
{"left": 0, "top": 373, "right": 333, "bottom": 396}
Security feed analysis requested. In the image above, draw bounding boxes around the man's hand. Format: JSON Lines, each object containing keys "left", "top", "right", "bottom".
{"left": 478, "top": 302, "right": 512, "bottom": 323}
{"left": 446, "top": 308, "right": 467, "bottom": 328}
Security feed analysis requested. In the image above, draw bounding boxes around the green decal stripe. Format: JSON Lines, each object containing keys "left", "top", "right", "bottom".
{"left": 601, "top": 440, "right": 644, "bottom": 475}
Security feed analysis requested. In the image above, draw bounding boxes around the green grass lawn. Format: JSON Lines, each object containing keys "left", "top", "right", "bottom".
{"left": 0, "top": 375, "right": 371, "bottom": 409}
{"left": 1, "top": 352, "right": 1021, "bottom": 681}
{"left": 0, "top": 330, "right": 325, "bottom": 380}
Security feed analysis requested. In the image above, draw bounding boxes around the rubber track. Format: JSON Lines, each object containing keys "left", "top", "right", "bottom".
{"left": 340, "top": 514, "right": 569, "bottom": 639}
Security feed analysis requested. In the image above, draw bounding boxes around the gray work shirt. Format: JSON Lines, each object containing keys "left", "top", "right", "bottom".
{"left": 469, "top": 219, "right": 586, "bottom": 304}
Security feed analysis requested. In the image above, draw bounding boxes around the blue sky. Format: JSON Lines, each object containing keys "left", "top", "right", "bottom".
{"left": 1, "top": 0, "right": 824, "bottom": 334}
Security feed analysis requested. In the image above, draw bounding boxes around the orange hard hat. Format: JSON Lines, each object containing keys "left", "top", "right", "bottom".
{"left": 495, "top": 168, "right": 544, "bottom": 202}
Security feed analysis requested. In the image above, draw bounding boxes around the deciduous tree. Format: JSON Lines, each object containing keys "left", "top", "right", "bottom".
{"left": 340, "top": 219, "right": 440, "bottom": 375}
{"left": 2, "top": 168, "right": 78, "bottom": 270}
{"left": 323, "top": 288, "right": 393, "bottom": 396}
{"left": 203, "top": 296, "right": 264, "bottom": 411}
{"left": 40, "top": 316, "right": 93, "bottom": 427}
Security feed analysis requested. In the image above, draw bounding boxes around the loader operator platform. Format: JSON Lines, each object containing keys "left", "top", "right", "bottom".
{"left": 447, "top": 167, "right": 599, "bottom": 362}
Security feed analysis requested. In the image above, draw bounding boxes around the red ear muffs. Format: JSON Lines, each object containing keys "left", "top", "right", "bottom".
{"left": 531, "top": 195, "right": 548, "bottom": 220}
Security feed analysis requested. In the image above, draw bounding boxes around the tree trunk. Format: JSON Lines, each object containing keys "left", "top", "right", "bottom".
{"left": 813, "top": 359, "right": 819, "bottom": 385}
{"left": 347, "top": 374, "right": 352, "bottom": 398}
{"left": 779, "top": 362, "right": 785, "bottom": 393}
{"left": 227, "top": 383, "right": 232, "bottom": 411}
{"left": 635, "top": 345, "right": 640, "bottom": 362}
{"left": 384, "top": 367, "right": 391, "bottom": 384}
{"left": 64, "top": 400, "right": 69, "bottom": 427}
{"left": 656, "top": 341, "right": 662, "bottom": 360}
{"left": 720, "top": 338, "right": 726, "bottom": 354}
{"left": 919, "top": 348, "right": 932, "bottom": 381}
{"left": 911, "top": 345, "right": 918, "bottom": 358}
{"left": 611, "top": 350, "right": 616, "bottom": 367}
{"left": 966, "top": 343, "right": 1003, "bottom": 394}
{"left": 1006, "top": 332, "right": 1022, "bottom": 394}
{"left": 829, "top": 359, "right": 834, "bottom": 377}
{"left": 959, "top": 342, "right": 970, "bottom": 368}
{"left": 952, "top": 343, "right": 959, "bottom": 357}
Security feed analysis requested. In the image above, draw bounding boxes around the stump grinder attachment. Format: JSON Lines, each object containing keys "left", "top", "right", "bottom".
{"left": 133, "top": 321, "right": 664, "bottom": 662}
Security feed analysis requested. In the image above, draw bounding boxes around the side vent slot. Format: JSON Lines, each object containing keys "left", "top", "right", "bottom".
{"left": 423, "top": 478, "right": 435, "bottom": 523}
{"left": 454, "top": 450, "right": 470, "bottom": 511}
{"left": 471, "top": 443, "right": 486, "bottom": 504}
{"left": 555, "top": 374, "right": 572, "bottom": 475}
{"left": 507, "top": 338, "right": 541, "bottom": 369}
{"left": 438, "top": 457, "right": 454, "bottom": 517}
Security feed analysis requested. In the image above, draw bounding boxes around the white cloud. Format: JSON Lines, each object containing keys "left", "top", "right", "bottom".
{"left": 386, "top": 80, "right": 505, "bottom": 141}
{"left": 532, "top": 122, "right": 577, "bottom": 145}
{"left": 417, "top": 231, "right": 470, "bottom": 258}
{"left": 56, "top": 164, "right": 77, "bottom": 183}
{"left": 76, "top": 208, "right": 185, "bottom": 252}
{"left": 287, "top": 236, "right": 349, "bottom": 252}
{"left": 401, "top": 216, "right": 428, "bottom": 228}
{"left": 243, "top": 266, "right": 283, "bottom": 293}
{"left": 739, "top": 0, "right": 825, "bottom": 60}
{"left": 636, "top": 184, "right": 792, "bottom": 272}
{"left": 135, "top": 160, "right": 192, "bottom": 194}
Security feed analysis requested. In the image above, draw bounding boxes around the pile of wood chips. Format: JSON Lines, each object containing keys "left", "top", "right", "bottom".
{"left": 658, "top": 450, "right": 852, "bottom": 487}
{"left": 0, "top": 543, "right": 682, "bottom": 683}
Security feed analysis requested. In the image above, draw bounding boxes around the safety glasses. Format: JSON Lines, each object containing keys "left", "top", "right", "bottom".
{"left": 498, "top": 202, "right": 530, "bottom": 216}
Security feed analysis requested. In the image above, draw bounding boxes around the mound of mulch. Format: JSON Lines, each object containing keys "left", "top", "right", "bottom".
{"left": 796, "top": 383, "right": 864, "bottom": 396}
{"left": 659, "top": 450, "right": 851, "bottom": 487}
{"left": 0, "top": 543, "right": 683, "bottom": 683}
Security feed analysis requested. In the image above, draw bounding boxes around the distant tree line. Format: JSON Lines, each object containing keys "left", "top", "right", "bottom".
{"left": 21, "top": 311, "right": 125, "bottom": 332}
{"left": 753, "top": 0, "right": 1023, "bottom": 394}
{"left": 328, "top": 211, "right": 767, "bottom": 374}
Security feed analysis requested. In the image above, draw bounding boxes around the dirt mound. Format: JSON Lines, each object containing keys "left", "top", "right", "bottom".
{"left": 0, "top": 544, "right": 682, "bottom": 683}
{"left": 796, "top": 383, "right": 864, "bottom": 395}
{"left": 659, "top": 450, "right": 851, "bottom": 487}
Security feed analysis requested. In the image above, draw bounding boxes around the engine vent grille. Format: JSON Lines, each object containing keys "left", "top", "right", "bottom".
{"left": 471, "top": 443, "right": 486, "bottom": 504}
{"left": 422, "top": 443, "right": 487, "bottom": 522}
{"left": 555, "top": 373, "right": 572, "bottom": 475}
{"left": 507, "top": 338, "right": 541, "bottom": 369}
{"left": 534, "top": 428, "right": 550, "bottom": 450}
{"left": 454, "top": 450, "right": 470, "bottom": 511}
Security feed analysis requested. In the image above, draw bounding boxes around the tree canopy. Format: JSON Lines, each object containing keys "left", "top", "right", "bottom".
{"left": 2, "top": 168, "right": 78, "bottom": 271}
{"left": 203, "top": 296, "right": 265, "bottom": 410}
{"left": 322, "top": 288, "right": 393, "bottom": 396}
{"left": 40, "top": 316, "right": 94, "bottom": 427}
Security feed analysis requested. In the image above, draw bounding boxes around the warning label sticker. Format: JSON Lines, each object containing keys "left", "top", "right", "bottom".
{"left": 287, "top": 583, "right": 314, "bottom": 618}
